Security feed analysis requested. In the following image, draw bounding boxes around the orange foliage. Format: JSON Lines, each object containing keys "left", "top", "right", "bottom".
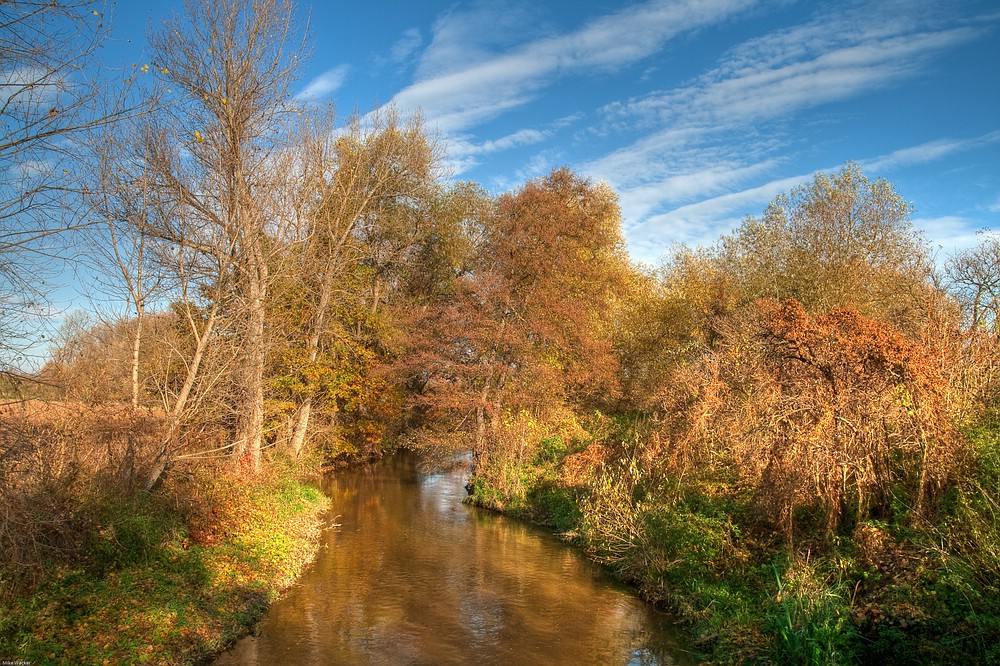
{"left": 488, "top": 167, "right": 627, "bottom": 404}
{"left": 395, "top": 168, "right": 629, "bottom": 467}
{"left": 562, "top": 443, "right": 609, "bottom": 487}
{"left": 662, "top": 299, "right": 966, "bottom": 539}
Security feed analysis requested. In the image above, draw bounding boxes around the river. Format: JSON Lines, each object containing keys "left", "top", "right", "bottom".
{"left": 214, "top": 452, "right": 692, "bottom": 665}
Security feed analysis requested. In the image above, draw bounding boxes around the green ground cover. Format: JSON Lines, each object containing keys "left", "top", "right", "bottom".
{"left": 0, "top": 461, "right": 330, "bottom": 665}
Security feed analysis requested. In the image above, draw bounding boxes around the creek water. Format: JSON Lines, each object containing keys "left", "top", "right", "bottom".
{"left": 214, "top": 453, "right": 692, "bottom": 665}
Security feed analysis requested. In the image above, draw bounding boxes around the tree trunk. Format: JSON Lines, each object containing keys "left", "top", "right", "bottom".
{"left": 130, "top": 302, "right": 144, "bottom": 414}
{"left": 289, "top": 258, "right": 338, "bottom": 455}
{"left": 289, "top": 396, "right": 312, "bottom": 456}
{"left": 233, "top": 249, "right": 266, "bottom": 474}
{"left": 143, "top": 445, "right": 171, "bottom": 492}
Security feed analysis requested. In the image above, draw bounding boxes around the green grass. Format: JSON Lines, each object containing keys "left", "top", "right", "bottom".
{"left": 0, "top": 466, "right": 330, "bottom": 665}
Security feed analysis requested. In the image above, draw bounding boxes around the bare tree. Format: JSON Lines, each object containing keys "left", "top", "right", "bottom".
{"left": 945, "top": 232, "right": 1000, "bottom": 334}
{"left": 1, "top": 1, "right": 128, "bottom": 368}
{"left": 76, "top": 113, "right": 235, "bottom": 489}
{"left": 140, "top": 0, "right": 305, "bottom": 473}
{"left": 82, "top": 112, "right": 166, "bottom": 414}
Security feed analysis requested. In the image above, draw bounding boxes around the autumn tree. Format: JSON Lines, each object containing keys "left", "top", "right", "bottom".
{"left": 717, "top": 163, "right": 933, "bottom": 335}
{"left": 276, "top": 107, "right": 437, "bottom": 457}
{"left": 386, "top": 180, "right": 488, "bottom": 446}
{"left": 614, "top": 245, "right": 736, "bottom": 408}
{"left": 402, "top": 168, "right": 630, "bottom": 492}
{"left": 638, "top": 164, "right": 937, "bottom": 425}
{"left": 639, "top": 166, "right": 969, "bottom": 541}
{"left": 932, "top": 232, "right": 1000, "bottom": 415}
{"left": 395, "top": 180, "right": 483, "bottom": 305}
{"left": 486, "top": 168, "right": 628, "bottom": 405}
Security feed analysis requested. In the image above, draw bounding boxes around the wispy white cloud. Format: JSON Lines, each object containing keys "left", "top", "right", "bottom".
{"left": 13, "top": 159, "right": 56, "bottom": 181}
{"left": 351, "top": 0, "right": 995, "bottom": 264}
{"left": 451, "top": 128, "right": 551, "bottom": 158}
{"left": 590, "top": 1, "right": 986, "bottom": 193}
{"left": 554, "top": 112, "right": 585, "bottom": 129}
{"left": 622, "top": 127, "right": 1000, "bottom": 264}
{"left": 625, "top": 171, "right": 810, "bottom": 261}
{"left": 414, "top": 2, "right": 549, "bottom": 80}
{"left": 863, "top": 131, "right": 1000, "bottom": 172}
{"left": 1, "top": 65, "right": 71, "bottom": 110}
{"left": 601, "top": 26, "right": 980, "bottom": 133}
{"left": 913, "top": 215, "right": 985, "bottom": 255}
{"left": 297, "top": 65, "right": 349, "bottom": 100}
{"left": 391, "top": 28, "right": 423, "bottom": 63}
{"left": 580, "top": 2, "right": 994, "bottom": 263}
{"left": 621, "top": 127, "right": 999, "bottom": 264}
{"left": 441, "top": 128, "right": 552, "bottom": 177}
{"left": 438, "top": 111, "right": 590, "bottom": 183}
{"left": 390, "top": 0, "right": 760, "bottom": 134}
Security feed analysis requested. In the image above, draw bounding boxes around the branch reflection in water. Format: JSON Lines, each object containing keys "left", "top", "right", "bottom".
{"left": 215, "top": 452, "right": 691, "bottom": 665}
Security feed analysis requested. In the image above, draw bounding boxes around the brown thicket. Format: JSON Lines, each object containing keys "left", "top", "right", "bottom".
{"left": 0, "top": 402, "right": 165, "bottom": 596}
{"left": 661, "top": 299, "right": 966, "bottom": 540}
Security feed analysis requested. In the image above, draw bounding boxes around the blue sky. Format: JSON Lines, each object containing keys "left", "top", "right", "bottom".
{"left": 109, "top": 0, "right": 999, "bottom": 266}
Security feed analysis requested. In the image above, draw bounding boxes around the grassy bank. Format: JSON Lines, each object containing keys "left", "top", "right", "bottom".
{"left": 465, "top": 413, "right": 1000, "bottom": 665}
{"left": 0, "top": 459, "right": 330, "bottom": 665}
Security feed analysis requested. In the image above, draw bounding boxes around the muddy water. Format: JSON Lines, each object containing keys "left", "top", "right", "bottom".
{"left": 214, "top": 453, "right": 692, "bottom": 665}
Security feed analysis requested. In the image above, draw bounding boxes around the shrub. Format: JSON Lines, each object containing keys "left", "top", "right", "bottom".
{"left": 525, "top": 478, "right": 581, "bottom": 532}
{"left": 660, "top": 299, "right": 967, "bottom": 541}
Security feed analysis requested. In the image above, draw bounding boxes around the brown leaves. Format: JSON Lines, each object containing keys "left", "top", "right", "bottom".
{"left": 661, "top": 298, "right": 967, "bottom": 540}
{"left": 486, "top": 168, "right": 629, "bottom": 404}
{"left": 758, "top": 299, "right": 928, "bottom": 390}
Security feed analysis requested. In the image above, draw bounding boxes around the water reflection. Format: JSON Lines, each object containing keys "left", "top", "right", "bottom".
{"left": 215, "top": 453, "right": 691, "bottom": 665}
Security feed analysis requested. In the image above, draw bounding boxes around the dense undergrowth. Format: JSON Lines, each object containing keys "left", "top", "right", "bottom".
{"left": 466, "top": 411, "right": 1000, "bottom": 665}
{"left": 0, "top": 455, "right": 330, "bottom": 665}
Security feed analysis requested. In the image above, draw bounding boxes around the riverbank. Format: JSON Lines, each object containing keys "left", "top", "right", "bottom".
{"left": 465, "top": 414, "right": 1000, "bottom": 664}
{"left": 0, "top": 458, "right": 330, "bottom": 665}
